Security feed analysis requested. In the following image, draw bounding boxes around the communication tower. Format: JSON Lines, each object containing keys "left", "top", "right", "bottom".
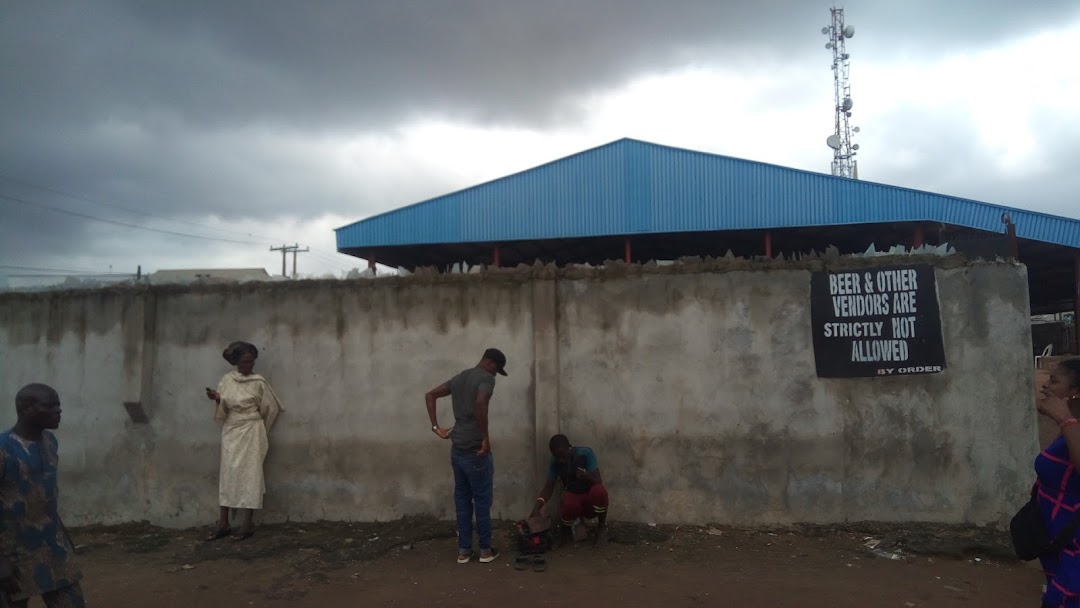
{"left": 822, "top": 8, "right": 860, "bottom": 178}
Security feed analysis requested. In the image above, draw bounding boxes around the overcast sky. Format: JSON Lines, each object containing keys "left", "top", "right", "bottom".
{"left": 2, "top": 1, "right": 1078, "bottom": 280}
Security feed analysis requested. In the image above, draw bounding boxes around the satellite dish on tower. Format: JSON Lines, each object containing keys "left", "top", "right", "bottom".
{"left": 826, "top": 134, "right": 841, "bottom": 150}
{"left": 841, "top": 98, "right": 853, "bottom": 112}
{"left": 843, "top": 25, "right": 855, "bottom": 38}
{"left": 821, "top": 26, "right": 830, "bottom": 34}
{"left": 852, "top": 144, "right": 860, "bottom": 151}
{"left": 825, "top": 42, "right": 833, "bottom": 49}
{"left": 853, "top": 126, "right": 861, "bottom": 133}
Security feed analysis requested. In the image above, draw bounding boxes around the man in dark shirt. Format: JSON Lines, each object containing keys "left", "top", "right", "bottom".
{"left": 531, "top": 434, "right": 610, "bottom": 547}
{"left": 426, "top": 348, "right": 507, "bottom": 564}
{"left": 0, "top": 384, "right": 84, "bottom": 608}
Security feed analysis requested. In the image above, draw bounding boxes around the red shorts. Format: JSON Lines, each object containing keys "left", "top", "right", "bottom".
{"left": 560, "top": 484, "right": 609, "bottom": 524}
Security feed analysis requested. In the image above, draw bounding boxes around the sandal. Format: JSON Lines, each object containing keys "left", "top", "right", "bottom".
{"left": 206, "top": 527, "right": 231, "bottom": 541}
{"left": 514, "top": 554, "right": 531, "bottom": 571}
{"left": 532, "top": 555, "right": 546, "bottom": 572}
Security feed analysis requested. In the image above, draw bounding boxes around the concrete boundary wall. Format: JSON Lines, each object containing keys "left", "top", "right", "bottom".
{"left": 0, "top": 257, "right": 1036, "bottom": 528}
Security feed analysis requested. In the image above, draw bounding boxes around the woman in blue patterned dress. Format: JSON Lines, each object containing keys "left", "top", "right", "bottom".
{"left": 1035, "top": 359, "right": 1080, "bottom": 608}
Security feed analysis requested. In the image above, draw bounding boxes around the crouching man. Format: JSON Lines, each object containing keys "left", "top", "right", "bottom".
{"left": 530, "top": 434, "right": 609, "bottom": 547}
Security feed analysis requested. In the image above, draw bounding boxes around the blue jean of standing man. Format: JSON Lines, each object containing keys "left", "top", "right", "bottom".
{"left": 451, "top": 448, "right": 494, "bottom": 557}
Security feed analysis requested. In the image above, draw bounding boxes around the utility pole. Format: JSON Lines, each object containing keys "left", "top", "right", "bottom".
{"left": 291, "top": 245, "right": 309, "bottom": 279}
{"left": 270, "top": 244, "right": 290, "bottom": 277}
{"left": 270, "top": 243, "right": 310, "bottom": 278}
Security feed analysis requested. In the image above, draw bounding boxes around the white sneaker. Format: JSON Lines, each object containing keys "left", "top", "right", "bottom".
{"left": 479, "top": 548, "right": 499, "bottom": 563}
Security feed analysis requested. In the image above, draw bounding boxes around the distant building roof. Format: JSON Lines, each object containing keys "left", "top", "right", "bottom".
{"left": 148, "top": 268, "right": 277, "bottom": 285}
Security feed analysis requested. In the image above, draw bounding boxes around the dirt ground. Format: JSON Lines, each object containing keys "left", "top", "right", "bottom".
{"left": 65, "top": 517, "right": 1045, "bottom": 607}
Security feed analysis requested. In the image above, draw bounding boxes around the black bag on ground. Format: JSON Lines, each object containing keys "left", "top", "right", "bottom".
{"left": 513, "top": 519, "right": 551, "bottom": 555}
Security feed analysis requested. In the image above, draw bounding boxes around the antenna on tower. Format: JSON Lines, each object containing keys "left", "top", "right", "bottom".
{"left": 821, "top": 7, "right": 860, "bottom": 179}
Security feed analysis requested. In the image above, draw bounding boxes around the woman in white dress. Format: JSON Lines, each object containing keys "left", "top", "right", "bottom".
{"left": 204, "top": 341, "right": 285, "bottom": 541}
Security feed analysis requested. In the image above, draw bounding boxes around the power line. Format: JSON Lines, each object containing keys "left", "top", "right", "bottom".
{"left": 0, "top": 193, "right": 265, "bottom": 245}
{"left": 0, "top": 176, "right": 362, "bottom": 271}
{"left": 0, "top": 173, "right": 283, "bottom": 243}
{"left": 0, "top": 264, "right": 133, "bottom": 275}
{"left": 0, "top": 173, "right": 341, "bottom": 251}
{"left": 308, "top": 250, "right": 358, "bottom": 271}
{"left": 4, "top": 274, "right": 134, "bottom": 278}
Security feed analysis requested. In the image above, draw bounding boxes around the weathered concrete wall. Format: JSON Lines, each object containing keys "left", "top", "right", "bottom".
{"left": 0, "top": 280, "right": 537, "bottom": 527}
{"left": 557, "top": 263, "right": 1035, "bottom": 525}
{"left": 0, "top": 259, "right": 1036, "bottom": 528}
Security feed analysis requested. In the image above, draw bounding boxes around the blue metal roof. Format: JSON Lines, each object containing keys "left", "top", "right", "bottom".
{"left": 335, "top": 138, "right": 1080, "bottom": 251}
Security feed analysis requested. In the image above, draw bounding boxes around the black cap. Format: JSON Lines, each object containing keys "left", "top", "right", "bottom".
{"left": 483, "top": 348, "right": 508, "bottom": 376}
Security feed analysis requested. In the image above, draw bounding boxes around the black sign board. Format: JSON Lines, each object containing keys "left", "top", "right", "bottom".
{"left": 810, "top": 264, "right": 946, "bottom": 378}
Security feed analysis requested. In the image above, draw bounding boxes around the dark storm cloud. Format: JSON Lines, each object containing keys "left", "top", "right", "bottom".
{"left": 4, "top": 1, "right": 1077, "bottom": 132}
{"left": 1, "top": 0, "right": 1078, "bottom": 271}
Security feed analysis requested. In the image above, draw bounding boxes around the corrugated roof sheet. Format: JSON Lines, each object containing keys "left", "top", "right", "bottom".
{"left": 335, "top": 138, "right": 1080, "bottom": 250}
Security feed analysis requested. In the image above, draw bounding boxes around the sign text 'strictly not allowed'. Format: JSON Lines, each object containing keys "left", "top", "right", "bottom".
{"left": 810, "top": 264, "right": 946, "bottom": 378}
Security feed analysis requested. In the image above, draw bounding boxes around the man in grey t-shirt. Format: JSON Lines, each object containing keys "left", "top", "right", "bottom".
{"left": 425, "top": 347, "right": 507, "bottom": 564}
